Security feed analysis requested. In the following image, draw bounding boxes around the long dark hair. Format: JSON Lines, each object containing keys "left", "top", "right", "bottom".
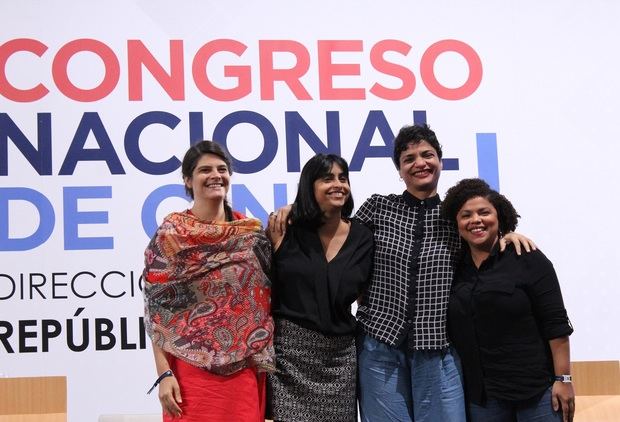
{"left": 181, "top": 140, "right": 234, "bottom": 220}
{"left": 289, "top": 154, "right": 354, "bottom": 229}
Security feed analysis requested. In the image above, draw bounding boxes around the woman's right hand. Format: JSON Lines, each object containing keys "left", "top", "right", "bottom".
{"left": 158, "top": 375, "right": 182, "bottom": 417}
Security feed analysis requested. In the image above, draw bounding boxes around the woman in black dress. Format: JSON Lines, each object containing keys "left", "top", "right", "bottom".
{"left": 267, "top": 154, "right": 373, "bottom": 422}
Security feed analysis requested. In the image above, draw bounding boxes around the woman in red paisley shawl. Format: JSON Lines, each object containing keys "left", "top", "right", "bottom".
{"left": 143, "top": 140, "right": 275, "bottom": 422}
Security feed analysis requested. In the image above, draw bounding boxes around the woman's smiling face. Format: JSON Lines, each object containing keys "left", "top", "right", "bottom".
{"left": 313, "top": 163, "right": 350, "bottom": 214}
{"left": 184, "top": 153, "right": 231, "bottom": 203}
{"left": 457, "top": 195, "right": 499, "bottom": 253}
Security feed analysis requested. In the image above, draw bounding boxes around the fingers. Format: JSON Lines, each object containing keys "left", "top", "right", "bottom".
{"left": 170, "top": 399, "right": 183, "bottom": 417}
{"left": 521, "top": 240, "right": 532, "bottom": 253}
{"left": 552, "top": 391, "right": 559, "bottom": 412}
{"left": 562, "top": 399, "right": 569, "bottom": 422}
{"left": 515, "top": 236, "right": 538, "bottom": 253}
{"left": 501, "top": 233, "right": 538, "bottom": 255}
{"left": 275, "top": 209, "right": 288, "bottom": 234}
{"left": 162, "top": 393, "right": 182, "bottom": 417}
{"left": 498, "top": 237, "right": 508, "bottom": 253}
{"left": 267, "top": 212, "right": 282, "bottom": 238}
{"left": 159, "top": 379, "right": 182, "bottom": 417}
{"left": 553, "top": 391, "right": 575, "bottom": 422}
{"left": 268, "top": 207, "right": 290, "bottom": 236}
{"left": 513, "top": 239, "right": 524, "bottom": 255}
{"left": 565, "top": 397, "right": 575, "bottom": 422}
{"left": 268, "top": 212, "right": 278, "bottom": 231}
{"left": 172, "top": 383, "right": 183, "bottom": 413}
{"left": 562, "top": 398, "right": 572, "bottom": 422}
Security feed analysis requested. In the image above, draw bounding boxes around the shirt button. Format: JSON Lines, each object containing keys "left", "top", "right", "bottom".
{"left": 407, "top": 319, "right": 413, "bottom": 324}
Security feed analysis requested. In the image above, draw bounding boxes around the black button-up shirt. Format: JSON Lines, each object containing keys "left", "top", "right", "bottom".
{"left": 448, "top": 244, "right": 573, "bottom": 404}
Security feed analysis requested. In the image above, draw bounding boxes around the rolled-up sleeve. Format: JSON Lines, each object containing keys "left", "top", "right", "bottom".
{"left": 525, "top": 251, "right": 573, "bottom": 340}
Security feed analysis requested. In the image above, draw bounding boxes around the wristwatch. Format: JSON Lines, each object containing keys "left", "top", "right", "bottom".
{"left": 554, "top": 374, "right": 572, "bottom": 383}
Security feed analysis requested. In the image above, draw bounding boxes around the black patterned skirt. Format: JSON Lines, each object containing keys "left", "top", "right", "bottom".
{"left": 268, "top": 318, "right": 357, "bottom": 422}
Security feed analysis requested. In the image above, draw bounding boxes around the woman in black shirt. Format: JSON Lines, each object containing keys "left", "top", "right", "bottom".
{"left": 441, "top": 178, "right": 574, "bottom": 422}
{"left": 267, "top": 154, "right": 373, "bottom": 422}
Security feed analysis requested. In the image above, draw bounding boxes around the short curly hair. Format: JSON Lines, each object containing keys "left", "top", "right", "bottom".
{"left": 393, "top": 123, "right": 443, "bottom": 169}
{"left": 441, "top": 178, "right": 520, "bottom": 236}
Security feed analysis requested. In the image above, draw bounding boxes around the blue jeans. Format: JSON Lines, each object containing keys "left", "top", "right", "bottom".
{"left": 357, "top": 334, "right": 466, "bottom": 422}
{"left": 468, "top": 387, "right": 562, "bottom": 422}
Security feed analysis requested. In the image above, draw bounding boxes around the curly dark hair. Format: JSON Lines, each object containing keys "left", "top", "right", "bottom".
{"left": 393, "top": 123, "right": 443, "bottom": 169}
{"left": 441, "top": 178, "right": 520, "bottom": 236}
{"left": 290, "top": 154, "right": 354, "bottom": 229}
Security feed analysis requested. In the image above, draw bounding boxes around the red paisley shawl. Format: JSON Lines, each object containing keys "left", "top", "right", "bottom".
{"left": 143, "top": 210, "right": 275, "bottom": 375}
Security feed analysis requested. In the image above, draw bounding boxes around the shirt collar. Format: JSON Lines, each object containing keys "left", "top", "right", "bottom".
{"left": 402, "top": 190, "right": 441, "bottom": 209}
{"left": 463, "top": 239, "right": 503, "bottom": 269}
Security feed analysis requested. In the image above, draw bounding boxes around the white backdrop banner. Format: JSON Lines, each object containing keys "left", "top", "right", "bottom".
{"left": 2, "top": 1, "right": 619, "bottom": 420}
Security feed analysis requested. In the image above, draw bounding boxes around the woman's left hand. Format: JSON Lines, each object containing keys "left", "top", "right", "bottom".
{"left": 552, "top": 381, "right": 575, "bottom": 422}
{"left": 500, "top": 232, "right": 537, "bottom": 255}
